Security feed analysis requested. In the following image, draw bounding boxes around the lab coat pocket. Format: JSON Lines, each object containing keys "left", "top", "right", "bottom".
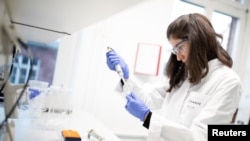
{"left": 179, "top": 92, "right": 211, "bottom": 127}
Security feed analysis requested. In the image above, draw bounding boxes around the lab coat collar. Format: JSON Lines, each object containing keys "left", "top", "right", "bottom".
{"left": 208, "top": 58, "right": 224, "bottom": 71}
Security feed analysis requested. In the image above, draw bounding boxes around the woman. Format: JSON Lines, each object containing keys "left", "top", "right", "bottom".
{"left": 106, "top": 13, "right": 242, "bottom": 141}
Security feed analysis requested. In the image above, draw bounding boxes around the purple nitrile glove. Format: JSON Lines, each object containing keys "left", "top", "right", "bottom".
{"left": 106, "top": 49, "right": 129, "bottom": 79}
{"left": 125, "top": 92, "right": 150, "bottom": 121}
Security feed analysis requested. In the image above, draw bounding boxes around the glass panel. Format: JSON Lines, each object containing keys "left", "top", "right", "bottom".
{"left": 22, "top": 56, "right": 29, "bottom": 64}
{"left": 231, "top": 0, "right": 244, "bottom": 4}
{"left": 211, "top": 11, "right": 237, "bottom": 54}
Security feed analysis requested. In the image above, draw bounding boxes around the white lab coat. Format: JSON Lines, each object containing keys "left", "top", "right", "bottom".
{"left": 123, "top": 59, "right": 242, "bottom": 141}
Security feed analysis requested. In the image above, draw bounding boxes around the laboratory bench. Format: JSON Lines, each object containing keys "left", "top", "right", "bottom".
{"left": 0, "top": 105, "right": 121, "bottom": 141}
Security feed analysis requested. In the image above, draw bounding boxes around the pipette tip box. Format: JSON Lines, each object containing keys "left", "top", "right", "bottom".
{"left": 62, "top": 130, "right": 81, "bottom": 141}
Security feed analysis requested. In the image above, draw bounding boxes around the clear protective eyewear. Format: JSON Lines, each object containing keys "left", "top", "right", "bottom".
{"left": 171, "top": 38, "right": 188, "bottom": 55}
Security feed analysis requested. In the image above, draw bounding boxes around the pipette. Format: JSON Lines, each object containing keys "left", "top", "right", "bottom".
{"left": 106, "top": 47, "right": 131, "bottom": 97}
{"left": 107, "top": 47, "right": 124, "bottom": 77}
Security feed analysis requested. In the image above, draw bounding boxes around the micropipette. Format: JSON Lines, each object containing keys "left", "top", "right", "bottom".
{"left": 107, "top": 47, "right": 124, "bottom": 77}
{"left": 107, "top": 47, "right": 131, "bottom": 97}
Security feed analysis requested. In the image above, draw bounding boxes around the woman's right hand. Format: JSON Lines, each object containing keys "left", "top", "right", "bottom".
{"left": 106, "top": 49, "right": 129, "bottom": 79}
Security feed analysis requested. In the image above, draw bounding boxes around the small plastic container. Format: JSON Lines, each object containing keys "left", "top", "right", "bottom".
{"left": 27, "top": 80, "right": 49, "bottom": 118}
{"left": 28, "top": 80, "right": 49, "bottom": 92}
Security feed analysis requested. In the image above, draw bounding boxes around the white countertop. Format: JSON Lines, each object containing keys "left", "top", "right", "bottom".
{"left": 1, "top": 107, "right": 121, "bottom": 141}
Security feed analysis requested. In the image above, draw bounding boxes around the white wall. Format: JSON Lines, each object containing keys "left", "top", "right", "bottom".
{"left": 235, "top": 3, "right": 250, "bottom": 124}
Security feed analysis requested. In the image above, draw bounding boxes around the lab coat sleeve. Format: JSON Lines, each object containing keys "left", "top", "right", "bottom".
{"left": 148, "top": 113, "right": 207, "bottom": 141}
{"left": 130, "top": 77, "right": 169, "bottom": 110}
{"left": 147, "top": 71, "right": 242, "bottom": 141}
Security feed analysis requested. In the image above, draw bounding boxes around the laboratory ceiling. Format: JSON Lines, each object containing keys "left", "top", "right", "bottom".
{"left": 6, "top": 0, "right": 145, "bottom": 44}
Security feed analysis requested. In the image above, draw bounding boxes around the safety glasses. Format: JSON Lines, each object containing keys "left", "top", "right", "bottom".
{"left": 171, "top": 38, "right": 188, "bottom": 55}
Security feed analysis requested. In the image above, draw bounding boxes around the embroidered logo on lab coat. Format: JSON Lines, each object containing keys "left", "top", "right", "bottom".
{"left": 179, "top": 91, "right": 211, "bottom": 127}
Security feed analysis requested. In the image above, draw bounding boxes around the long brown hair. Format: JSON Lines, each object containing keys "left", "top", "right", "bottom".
{"left": 166, "top": 13, "right": 232, "bottom": 92}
